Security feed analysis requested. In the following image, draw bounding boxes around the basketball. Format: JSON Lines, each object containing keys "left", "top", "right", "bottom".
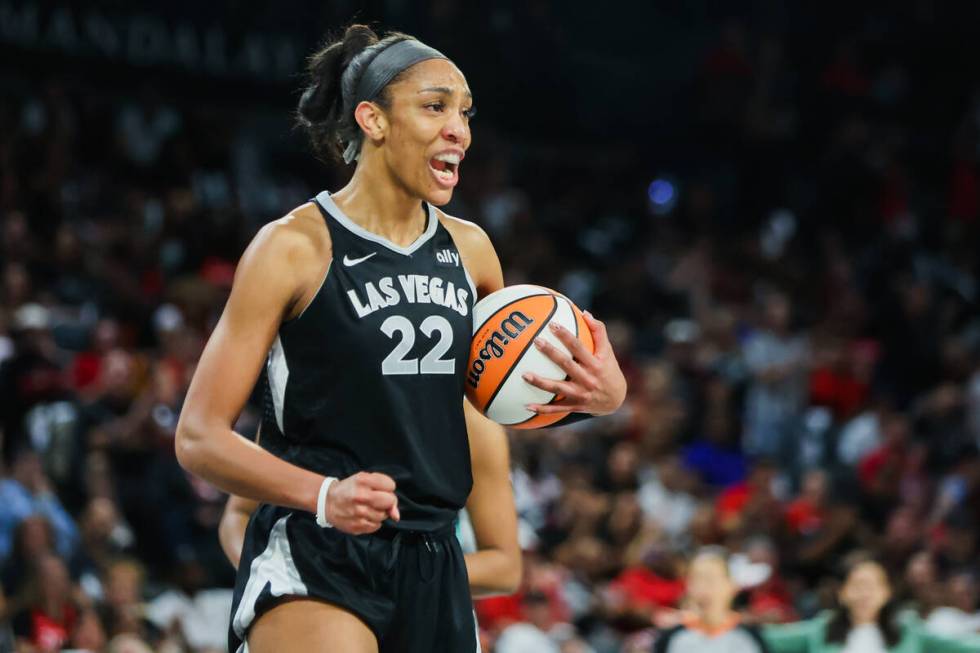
{"left": 465, "top": 285, "right": 595, "bottom": 429}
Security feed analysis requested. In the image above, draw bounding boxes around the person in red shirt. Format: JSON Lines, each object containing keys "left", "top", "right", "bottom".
{"left": 11, "top": 554, "right": 78, "bottom": 652}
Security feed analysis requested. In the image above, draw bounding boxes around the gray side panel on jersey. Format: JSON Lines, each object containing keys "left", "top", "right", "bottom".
{"left": 456, "top": 508, "right": 478, "bottom": 554}
{"left": 462, "top": 265, "right": 478, "bottom": 308}
{"left": 267, "top": 335, "right": 289, "bottom": 434}
{"left": 474, "top": 609, "right": 482, "bottom": 653}
{"left": 232, "top": 515, "right": 308, "bottom": 639}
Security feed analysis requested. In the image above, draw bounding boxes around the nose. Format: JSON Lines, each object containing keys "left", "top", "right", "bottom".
{"left": 441, "top": 112, "right": 468, "bottom": 145}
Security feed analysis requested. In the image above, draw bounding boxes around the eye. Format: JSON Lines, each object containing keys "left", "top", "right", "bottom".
{"left": 463, "top": 106, "right": 477, "bottom": 120}
{"left": 425, "top": 102, "right": 445, "bottom": 112}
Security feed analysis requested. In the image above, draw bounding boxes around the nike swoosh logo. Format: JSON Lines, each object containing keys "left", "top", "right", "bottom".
{"left": 342, "top": 252, "right": 377, "bottom": 267}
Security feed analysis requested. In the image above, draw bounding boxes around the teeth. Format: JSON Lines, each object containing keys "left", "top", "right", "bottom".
{"left": 433, "top": 167, "right": 454, "bottom": 180}
{"left": 434, "top": 153, "right": 460, "bottom": 165}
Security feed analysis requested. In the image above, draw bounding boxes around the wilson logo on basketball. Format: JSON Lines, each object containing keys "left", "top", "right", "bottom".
{"left": 466, "top": 311, "right": 534, "bottom": 389}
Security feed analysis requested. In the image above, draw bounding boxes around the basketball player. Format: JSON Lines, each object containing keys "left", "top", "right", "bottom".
{"left": 175, "top": 25, "right": 627, "bottom": 653}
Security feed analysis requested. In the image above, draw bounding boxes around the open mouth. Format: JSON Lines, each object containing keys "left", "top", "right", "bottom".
{"left": 429, "top": 153, "right": 460, "bottom": 187}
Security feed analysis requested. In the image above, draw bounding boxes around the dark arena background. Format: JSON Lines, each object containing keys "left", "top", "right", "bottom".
{"left": 2, "top": 1, "right": 980, "bottom": 652}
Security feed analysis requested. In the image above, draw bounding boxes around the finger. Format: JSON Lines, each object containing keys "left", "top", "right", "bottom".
{"left": 526, "top": 402, "right": 586, "bottom": 415}
{"left": 361, "top": 472, "right": 396, "bottom": 492}
{"left": 388, "top": 502, "right": 400, "bottom": 522}
{"left": 355, "top": 505, "right": 388, "bottom": 523}
{"left": 583, "top": 311, "right": 609, "bottom": 355}
{"left": 533, "top": 335, "right": 591, "bottom": 377}
{"left": 355, "top": 519, "right": 382, "bottom": 534}
{"left": 364, "top": 489, "right": 398, "bottom": 512}
{"left": 535, "top": 331, "right": 593, "bottom": 379}
{"left": 545, "top": 323, "right": 595, "bottom": 365}
{"left": 521, "top": 372, "right": 583, "bottom": 401}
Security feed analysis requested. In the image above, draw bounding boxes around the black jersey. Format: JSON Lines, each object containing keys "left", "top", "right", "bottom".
{"left": 258, "top": 190, "right": 476, "bottom": 531}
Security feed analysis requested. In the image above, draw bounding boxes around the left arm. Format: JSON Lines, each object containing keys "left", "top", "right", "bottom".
{"left": 463, "top": 399, "right": 522, "bottom": 596}
{"left": 905, "top": 616, "right": 980, "bottom": 653}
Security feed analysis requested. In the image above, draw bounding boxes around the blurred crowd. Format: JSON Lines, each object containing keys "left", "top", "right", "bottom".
{"left": 2, "top": 8, "right": 980, "bottom": 653}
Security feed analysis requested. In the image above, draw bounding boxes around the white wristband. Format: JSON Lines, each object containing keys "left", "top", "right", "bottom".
{"left": 315, "top": 476, "right": 338, "bottom": 528}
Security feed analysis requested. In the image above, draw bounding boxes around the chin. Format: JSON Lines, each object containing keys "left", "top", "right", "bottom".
{"left": 425, "top": 187, "right": 455, "bottom": 207}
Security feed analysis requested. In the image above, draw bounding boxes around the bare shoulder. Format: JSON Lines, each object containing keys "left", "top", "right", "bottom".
{"left": 251, "top": 201, "right": 331, "bottom": 264}
{"left": 436, "top": 209, "right": 493, "bottom": 252}
{"left": 237, "top": 201, "right": 331, "bottom": 319}
{"left": 434, "top": 208, "right": 503, "bottom": 295}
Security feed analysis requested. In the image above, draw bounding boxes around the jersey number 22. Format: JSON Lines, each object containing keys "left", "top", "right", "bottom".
{"left": 380, "top": 315, "right": 454, "bottom": 375}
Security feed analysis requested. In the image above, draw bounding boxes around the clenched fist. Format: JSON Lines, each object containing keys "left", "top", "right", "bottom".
{"left": 326, "top": 472, "right": 400, "bottom": 534}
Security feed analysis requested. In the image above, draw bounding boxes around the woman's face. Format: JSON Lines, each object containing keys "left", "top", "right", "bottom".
{"left": 377, "top": 58, "right": 474, "bottom": 206}
{"left": 687, "top": 555, "right": 736, "bottom": 615}
{"left": 840, "top": 562, "right": 892, "bottom": 622}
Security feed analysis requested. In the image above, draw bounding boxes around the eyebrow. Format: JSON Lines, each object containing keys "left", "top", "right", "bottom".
{"left": 418, "top": 86, "right": 474, "bottom": 99}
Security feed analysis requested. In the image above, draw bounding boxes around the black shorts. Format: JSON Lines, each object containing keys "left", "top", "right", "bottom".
{"left": 228, "top": 504, "right": 478, "bottom": 653}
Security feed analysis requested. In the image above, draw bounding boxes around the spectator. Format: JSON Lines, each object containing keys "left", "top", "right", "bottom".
{"left": 763, "top": 557, "right": 980, "bottom": 652}
{"left": 0, "top": 448, "right": 77, "bottom": 562}
{"left": 10, "top": 554, "right": 79, "bottom": 652}
{"left": 653, "top": 547, "right": 770, "bottom": 653}
{"left": 924, "top": 570, "right": 980, "bottom": 637}
{"left": 495, "top": 591, "right": 562, "bottom": 653}
{"left": 98, "top": 558, "right": 156, "bottom": 643}
{"left": 739, "top": 537, "right": 797, "bottom": 625}
{"left": 742, "top": 292, "right": 810, "bottom": 463}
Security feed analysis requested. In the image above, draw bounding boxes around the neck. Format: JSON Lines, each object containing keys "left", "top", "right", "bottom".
{"left": 42, "top": 598, "right": 61, "bottom": 618}
{"left": 332, "top": 154, "right": 426, "bottom": 247}
{"left": 700, "top": 607, "right": 734, "bottom": 629}
{"left": 850, "top": 610, "right": 878, "bottom": 627}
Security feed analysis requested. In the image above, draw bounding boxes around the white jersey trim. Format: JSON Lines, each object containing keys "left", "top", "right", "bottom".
{"left": 267, "top": 336, "right": 289, "bottom": 435}
{"left": 232, "top": 514, "right": 308, "bottom": 639}
{"left": 315, "top": 191, "right": 438, "bottom": 256}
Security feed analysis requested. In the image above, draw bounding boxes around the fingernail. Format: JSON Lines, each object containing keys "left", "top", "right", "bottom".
{"left": 549, "top": 322, "right": 561, "bottom": 332}
{"left": 584, "top": 311, "right": 593, "bottom": 319}
{"left": 522, "top": 372, "right": 532, "bottom": 382}
{"left": 526, "top": 404, "right": 538, "bottom": 412}
{"left": 534, "top": 337, "right": 545, "bottom": 348}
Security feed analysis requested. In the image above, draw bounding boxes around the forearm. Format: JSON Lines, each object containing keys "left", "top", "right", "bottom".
{"left": 465, "top": 548, "right": 522, "bottom": 597}
{"left": 219, "top": 510, "right": 251, "bottom": 568}
{"left": 176, "top": 420, "right": 322, "bottom": 514}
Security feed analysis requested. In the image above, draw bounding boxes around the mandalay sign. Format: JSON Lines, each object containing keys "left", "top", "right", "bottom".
{"left": 0, "top": 2, "right": 302, "bottom": 81}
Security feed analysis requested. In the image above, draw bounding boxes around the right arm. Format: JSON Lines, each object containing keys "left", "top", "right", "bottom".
{"left": 761, "top": 618, "right": 823, "bottom": 653}
{"left": 176, "top": 213, "right": 398, "bottom": 534}
{"left": 175, "top": 219, "right": 325, "bottom": 512}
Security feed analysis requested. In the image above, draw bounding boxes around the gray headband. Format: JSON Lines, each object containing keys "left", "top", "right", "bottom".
{"left": 341, "top": 39, "right": 448, "bottom": 164}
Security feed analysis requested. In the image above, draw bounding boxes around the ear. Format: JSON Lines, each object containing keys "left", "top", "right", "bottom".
{"left": 353, "top": 100, "right": 388, "bottom": 143}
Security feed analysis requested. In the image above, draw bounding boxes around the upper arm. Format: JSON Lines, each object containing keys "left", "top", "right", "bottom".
{"left": 439, "top": 213, "right": 504, "bottom": 298}
{"left": 464, "top": 399, "right": 518, "bottom": 553}
{"left": 913, "top": 622, "right": 980, "bottom": 653}
{"left": 178, "top": 213, "right": 324, "bottom": 438}
{"left": 761, "top": 620, "right": 818, "bottom": 653}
